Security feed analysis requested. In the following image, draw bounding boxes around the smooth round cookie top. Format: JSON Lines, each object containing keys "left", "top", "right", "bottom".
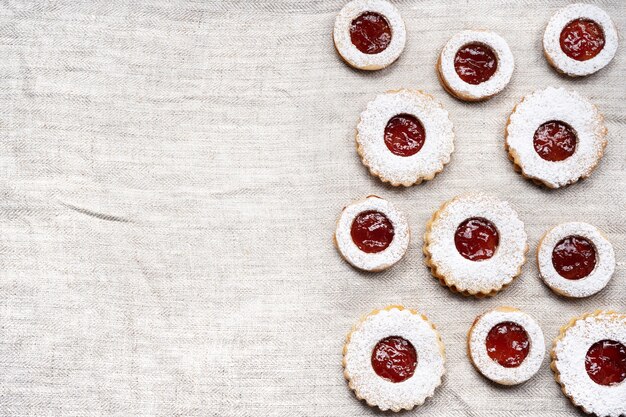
{"left": 543, "top": 4, "right": 618, "bottom": 76}
{"left": 537, "top": 222, "right": 615, "bottom": 298}
{"left": 333, "top": 0, "right": 406, "bottom": 70}
{"left": 438, "top": 30, "right": 514, "bottom": 101}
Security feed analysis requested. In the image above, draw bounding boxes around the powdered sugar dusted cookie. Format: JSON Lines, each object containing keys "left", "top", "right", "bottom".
{"left": 538, "top": 222, "right": 615, "bottom": 298}
{"left": 356, "top": 89, "right": 455, "bottom": 186}
{"left": 343, "top": 305, "right": 445, "bottom": 412}
{"left": 423, "top": 194, "right": 527, "bottom": 297}
{"left": 333, "top": 0, "right": 406, "bottom": 70}
{"left": 437, "top": 30, "right": 514, "bottom": 101}
{"left": 543, "top": 4, "right": 618, "bottom": 77}
{"left": 334, "top": 195, "right": 409, "bottom": 271}
{"left": 468, "top": 307, "right": 545, "bottom": 385}
{"left": 552, "top": 311, "right": 626, "bottom": 417}
{"left": 505, "top": 87, "right": 607, "bottom": 188}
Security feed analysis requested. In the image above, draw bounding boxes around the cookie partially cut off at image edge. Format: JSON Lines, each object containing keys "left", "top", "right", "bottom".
{"left": 343, "top": 305, "right": 446, "bottom": 412}
{"left": 551, "top": 311, "right": 626, "bottom": 417}
{"left": 423, "top": 194, "right": 528, "bottom": 297}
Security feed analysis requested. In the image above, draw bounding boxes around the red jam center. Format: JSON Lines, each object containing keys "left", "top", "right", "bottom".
{"left": 371, "top": 336, "right": 417, "bottom": 383}
{"left": 533, "top": 121, "right": 577, "bottom": 162}
{"left": 454, "top": 218, "right": 499, "bottom": 261}
{"left": 486, "top": 322, "right": 530, "bottom": 368}
{"left": 350, "top": 210, "right": 394, "bottom": 253}
{"left": 585, "top": 340, "right": 626, "bottom": 386}
{"left": 384, "top": 114, "right": 426, "bottom": 157}
{"left": 560, "top": 19, "right": 605, "bottom": 61}
{"left": 454, "top": 43, "right": 498, "bottom": 85}
{"left": 349, "top": 12, "right": 392, "bottom": 55}
{"left": 552, "top": 235, "right": 596, "bottom": 280}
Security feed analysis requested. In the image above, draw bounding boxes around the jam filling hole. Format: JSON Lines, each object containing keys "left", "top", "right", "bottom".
{"left": 533, "top": 121, "right": 577, "bottom": 162}
{"left": 350, "top": 12, "right": 392, "bottom": 55}
{"left": 454, "top": 217, "right": 499, "bottom": 261}
{"left": 384, "top": 114, "right": 426, "bottom": 157}
{"left": 551, "top": 235, "right": 597, "bottom": 280}
{"left": 350, "top": 210, "right": 394, "bottom": 253}
{"left": 585, "top": 339, "right": 626, "bottom": 386}
{"left": 560, "top": 18, "right": 605, "bottom": 61}
{"left": 454, "top": 42, "right": 498, "bottom": 85}
{"left": 371, "top": 336, "right": 418, "bottom": 383}
{"left": 486, "top": 321, "right": 530, "bottom": 368}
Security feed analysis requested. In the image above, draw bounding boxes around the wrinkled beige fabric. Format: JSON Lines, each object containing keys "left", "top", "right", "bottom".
{"left": 0, "top": 1, "right": 623, "bottom": 416}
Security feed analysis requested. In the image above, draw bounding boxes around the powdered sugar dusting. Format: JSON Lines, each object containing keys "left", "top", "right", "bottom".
{"left": 333, "top": 0, "right": 406, "bottom": 70}
{"left": 553, "top": 312, "right": 626, "bottom": 417}
{"left": 425, "top": 194, "right": 527, "bottom": 294}
{"left": 506, "top": 87, "right": 607, "bottom": 188}
{"left": 543, "top": 3, "right": 618, "bottom": 77}
{"left": 538, "top": 222, "right": 615, "bottom": 298}
{"left": 344, "top": 306, "right": 445, "bottom": 411}
{"left": 438, "top": 30, "right": 514, "bottom": 100}
{"left": 356, "top": 89, "right": 455, "bottom": 186}
{"left": 335, "top": 196, "right": 409, "bottom": 271}
{"left": 469, "top": 308, "right": 545, "bottom": 385}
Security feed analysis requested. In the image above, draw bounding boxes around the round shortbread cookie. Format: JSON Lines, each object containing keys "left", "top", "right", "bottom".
{"left": 333, "top": 0, "right": 406, "bottom": 70}
{"left": 552, "top": 311, "right": 626, "bottom": 417}
{"left": 343, "top": 306, "right": 446, "bottom": 412}
{"left": 356, "top": 89, "right": 455, "bottom": 186}
{"left": 423, "top": 194, "right": 528, "bottom": 296}
{"left": 505, "top": 87, "right": 607, "bottom": 189}
{"left": 468, "top": 307, "right": 545, "bottom": 385}
{"left": 334, "top": 195, "right": 409, "bottom": 271}
{"left": 537, "top": 222, "right": 615, "bottom": 298}
{"left": 437, "top": 30, "right": 514, "bottom": 101}
{"left": 543, "top": 4, "right": 618, "bottom": 77}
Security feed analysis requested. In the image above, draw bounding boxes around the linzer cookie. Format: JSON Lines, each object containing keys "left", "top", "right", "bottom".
{"left": 334, "top": 195, "right": 409, "bottom": 271}
{"left": 423, "top": 194, "right": 527, "bottom": 296}
{"left": 505, "top": 87, "right": 607, "bottom": 188}
{"left": 356, "top": 90, "right": 455, "bottom": 186}
{"left": 437, "top": 30, "right": 514, "bottom": 101}
{"left": 551, "top": 311, "right": 626, "bottom": 417}
{"left": 537, "top": 222, "right": 615, "bottom": 298}
{"left": 343, "top": 306, "right": 446, "bottom": 412}
{"left": 333, "top": 0, "right": 406, "bottom": 70}
{"left": 468, "top": 307, "right": 545, "bottom": 385}
{"left": 543, "top": 4, "right": 618, "bottom": 77}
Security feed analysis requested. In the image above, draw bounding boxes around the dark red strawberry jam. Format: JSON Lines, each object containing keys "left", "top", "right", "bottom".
{"left": 384, "top": 114, "right": 426, "bottom": 157}
{"left": 533, "top": 121, "right": 577, "bottom": 162}
{"left": 351, "top": 211, "right": 394, "bottom": 253}
{"left": 560, "top": 19, "right": 605, "bottom": 61}
{"left": 552, "top": 235, "right": 596, "bottom": 280}
{"left": 454, "top": 43, "right": 498, "bottom": 85}
{"left": 371, "top": 336, "right": 417, "bottom": 383}
{"left": 455, "top": 218, "right": 499, "bottom": 261}
{"left": 585, "top": 339, "right": 626, "bottom": 386}
{"left": 486, "top": 322, "right": 530, "bottom": 368}
{"left": 350, "top": 12, "right": 392, "bottom": 55}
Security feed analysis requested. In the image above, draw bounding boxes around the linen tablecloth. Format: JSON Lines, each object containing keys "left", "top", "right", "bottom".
{"left": 0, "top": 1, "right": 624, "bottom": 415}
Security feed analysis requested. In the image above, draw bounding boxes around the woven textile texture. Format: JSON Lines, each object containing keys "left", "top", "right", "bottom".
{"left": 0, "top": 1, "right": 624, "bottom": 416}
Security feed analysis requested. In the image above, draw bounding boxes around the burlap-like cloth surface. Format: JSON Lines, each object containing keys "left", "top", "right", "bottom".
{"left": 0, "top": 1, "right": 623, "bottom": 416}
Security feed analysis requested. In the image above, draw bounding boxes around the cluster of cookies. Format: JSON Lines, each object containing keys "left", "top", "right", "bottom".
{"left": 332, "top": 1, "right": 624, "bottom": 415}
